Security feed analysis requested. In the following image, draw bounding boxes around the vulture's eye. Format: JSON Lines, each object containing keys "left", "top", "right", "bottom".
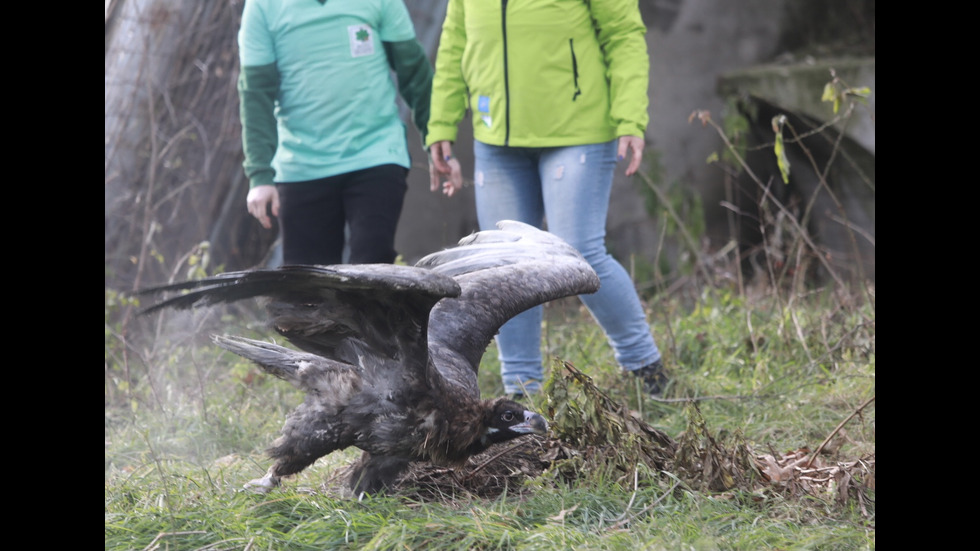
{"left": 501, "top": 411, "right": 515, "bottom": 422}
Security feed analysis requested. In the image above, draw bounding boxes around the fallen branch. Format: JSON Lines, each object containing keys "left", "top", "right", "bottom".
{"left": 806, "top": 394, "right": 875, "bottom": 468}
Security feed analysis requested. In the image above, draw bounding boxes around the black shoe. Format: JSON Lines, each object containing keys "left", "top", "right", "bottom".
{"left": 505, "top": 383, "right": 540, "bottom": 402}
{"left": 632, "top": 360, "right": 668, "bottom": 397}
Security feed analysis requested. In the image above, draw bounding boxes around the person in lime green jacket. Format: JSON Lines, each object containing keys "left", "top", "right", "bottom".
{"left": 238, "top": 0, "right": 432, "bottom": 266}
{"left": 427, "top": 0, "right": 667, "bottom": 397}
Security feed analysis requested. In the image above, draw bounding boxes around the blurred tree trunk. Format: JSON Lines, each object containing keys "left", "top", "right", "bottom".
{"left": 105, "top": 0, "right": 269, "bottom": 293}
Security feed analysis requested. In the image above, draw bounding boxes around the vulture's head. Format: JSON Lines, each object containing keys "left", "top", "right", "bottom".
{"left": 136, "top": 220, "right": 598, "bottom": 496}
{"left": 481, "top": 398, "right": 549, "bottom": 447}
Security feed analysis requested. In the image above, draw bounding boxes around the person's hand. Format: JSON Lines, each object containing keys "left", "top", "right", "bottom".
{"left": 617, "top": 135, "right": 645, "bottom": 176}
{"left": 430, "top": 157, "right": 462, "bottom": 197}
{"left": 429, "top": 141, "right": 463, "bottom": 197}
{"left": 246, "top": 185, "right": 279, "bottom": 229}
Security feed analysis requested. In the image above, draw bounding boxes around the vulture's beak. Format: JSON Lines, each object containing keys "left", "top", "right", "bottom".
{"left": 512, "top": 411, "right": 549, "bottom": 435}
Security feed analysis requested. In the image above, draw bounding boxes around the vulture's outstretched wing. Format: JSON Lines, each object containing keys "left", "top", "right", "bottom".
{"left": 417, "top": 220, "right": 600, "bottom": 383}
{"left": 137, "top": 264, "right": 460, "bottom": 367}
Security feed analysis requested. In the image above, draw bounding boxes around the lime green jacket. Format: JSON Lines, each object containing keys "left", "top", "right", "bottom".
{"left": 427, "top": 0, "right": 649, "bottom": 148}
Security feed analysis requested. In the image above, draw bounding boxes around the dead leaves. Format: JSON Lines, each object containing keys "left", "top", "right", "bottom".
{"left": 544, "top": 359, "right": 676, "bottom": 483}
{"left": 673, "top": 402, "right": 758, "bottom": 493}
{"left": 398, "top": 434, "right": 556, "bottom": 501}
{"left": 392, "top": 359, "right": 873, "bottom": 516}
{"left": 541, "top": 360, "right": 874, "bottom": 514}
{"left": 755, "top": 446, "right": 875, "bottom": 514}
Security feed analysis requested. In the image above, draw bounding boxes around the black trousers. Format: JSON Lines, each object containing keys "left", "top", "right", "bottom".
{"left": 276, "top": 164, "right": 407, "bottom": 265}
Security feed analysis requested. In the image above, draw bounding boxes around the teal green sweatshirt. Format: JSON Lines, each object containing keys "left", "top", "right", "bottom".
{"left": 238, "top": 0, "right": 432, "bottom": 189}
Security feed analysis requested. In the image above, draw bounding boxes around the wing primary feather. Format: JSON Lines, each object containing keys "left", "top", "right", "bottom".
{"left": 136, "top": 264, "right": 461, "bottom": 316}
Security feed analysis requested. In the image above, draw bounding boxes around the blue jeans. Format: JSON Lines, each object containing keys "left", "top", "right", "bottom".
{"left": 473, "top": 140, "right": 661, "bottom": 395}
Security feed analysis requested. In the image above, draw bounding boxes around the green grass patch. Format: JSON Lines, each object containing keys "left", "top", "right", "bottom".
{"left": 106, "top": 287, "right": 874, "bottom": 550}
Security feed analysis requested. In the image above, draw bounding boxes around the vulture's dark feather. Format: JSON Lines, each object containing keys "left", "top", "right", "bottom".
{"left": 137, "top": 220, "right": 599, "bottom": 496}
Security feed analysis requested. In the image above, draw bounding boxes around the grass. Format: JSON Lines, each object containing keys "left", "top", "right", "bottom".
{"left": 105, "top": 284, "right": 874, "bottom": 551}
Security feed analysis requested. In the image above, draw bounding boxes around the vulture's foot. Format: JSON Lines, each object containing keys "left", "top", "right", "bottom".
{"left": 349, "top": 453, "right": 411, "bottom": 496}
{"left": 243, "top": 472, "right": 281, "bottom": 494}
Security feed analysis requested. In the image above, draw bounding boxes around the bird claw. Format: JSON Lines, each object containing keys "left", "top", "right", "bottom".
{"left": 243, "top": 474, "right": 280, "bottom": 494}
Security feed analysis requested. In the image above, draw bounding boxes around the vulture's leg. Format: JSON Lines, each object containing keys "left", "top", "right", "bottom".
{"left": 246, "top": 404, "right": 349, "bottom": 492}
{"left": 348, "top": 452, "right": 412, "bottom": 496}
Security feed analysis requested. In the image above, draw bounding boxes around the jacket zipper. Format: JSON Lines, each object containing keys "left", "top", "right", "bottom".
{"left": 569, "top": 38, "right": 581, "bottom": 101}
{"left": 501, "top": 0, "right": 510, "bottom": 145}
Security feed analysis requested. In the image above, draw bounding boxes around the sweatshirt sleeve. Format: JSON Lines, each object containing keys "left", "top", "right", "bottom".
{"left": 426, "top": 0, "right": 469, "bottom": 146}
{"left": 589, "top": 0, "right": 649, "bottom": 137}
{"left": 238, "top": 63, "right": 279, "bottom": 189}
{"left": 383, "top": 39, "right": 434, "bottom": 146}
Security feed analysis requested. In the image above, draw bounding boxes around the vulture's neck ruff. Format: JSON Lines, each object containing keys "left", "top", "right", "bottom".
{"left": 408, "top": 396, "right": 548, "bottom": 465}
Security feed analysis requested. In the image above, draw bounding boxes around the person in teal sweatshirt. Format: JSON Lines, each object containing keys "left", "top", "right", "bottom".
{"left": 427, "top": 0, "right": 668, "bottom": 397}
{"left": 238, "top": 0, "right": 432, "bottom": 265}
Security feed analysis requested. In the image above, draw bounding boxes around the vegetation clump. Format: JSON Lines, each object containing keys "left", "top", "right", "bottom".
{"left": 397, "top": 359, "right": 873, "bottom": 519}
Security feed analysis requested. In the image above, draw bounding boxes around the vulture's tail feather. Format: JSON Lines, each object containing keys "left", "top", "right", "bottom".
{"left": 212, "top": 335, "right": 355, "bottom": 387}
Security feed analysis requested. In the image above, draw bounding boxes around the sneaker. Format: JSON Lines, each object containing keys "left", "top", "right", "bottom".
{"left": 632, "top": 360, "right": 668, "bottom": 397}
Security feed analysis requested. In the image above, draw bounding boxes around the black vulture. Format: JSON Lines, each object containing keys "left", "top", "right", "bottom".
{"left": 137, "top": 220, "right": 600, "bottom": 496}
